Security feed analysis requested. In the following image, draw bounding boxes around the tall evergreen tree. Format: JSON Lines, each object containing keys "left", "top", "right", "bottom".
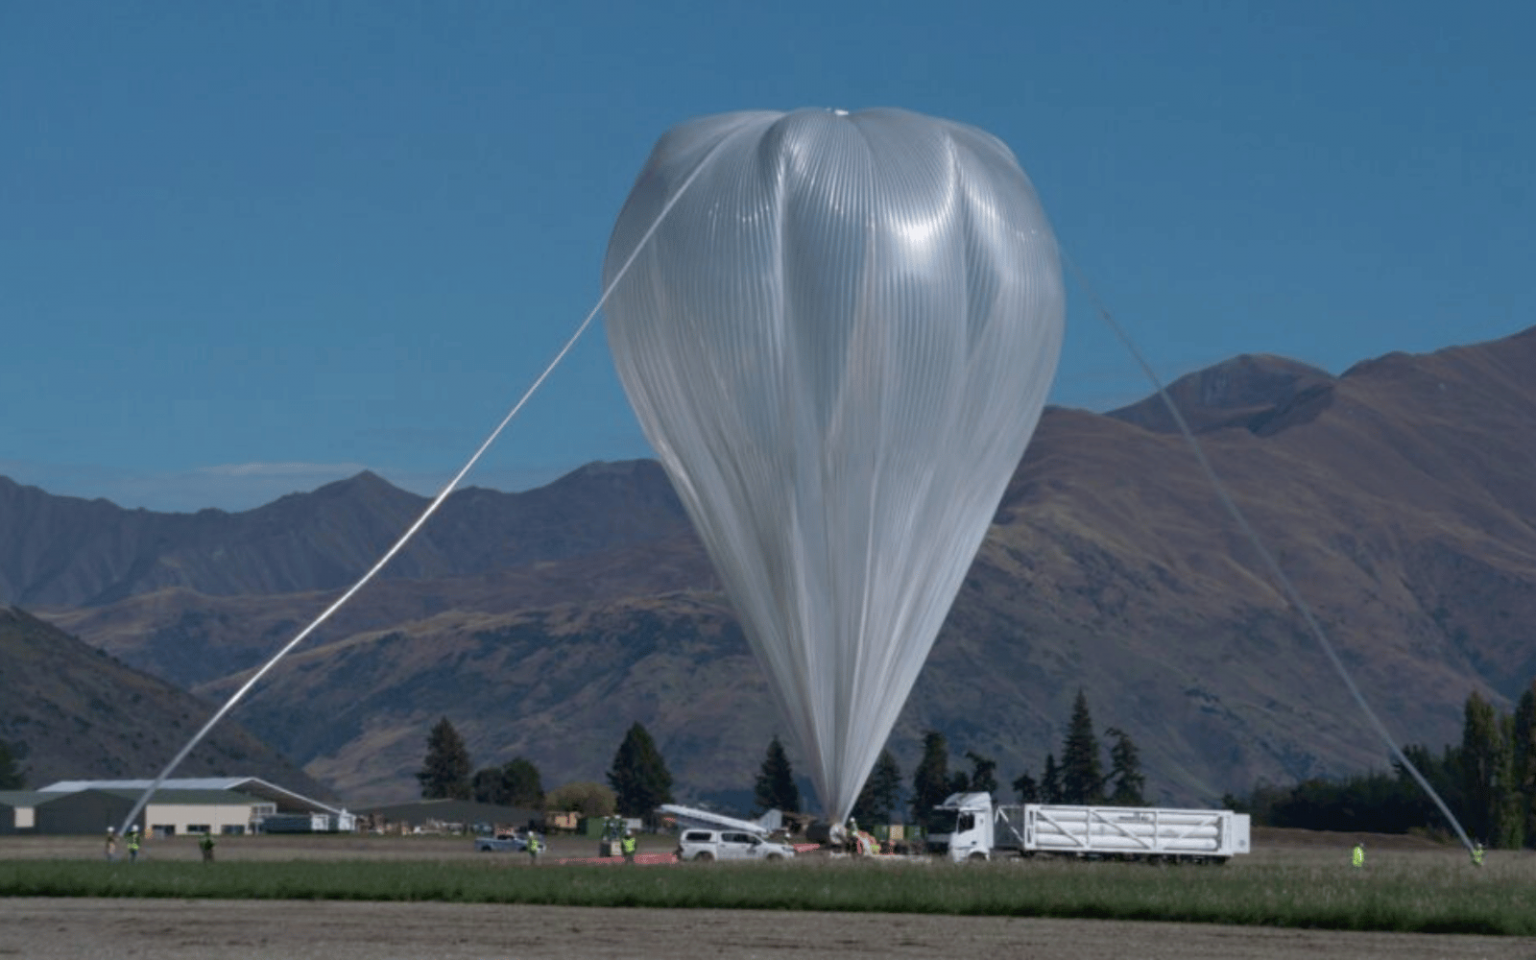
{"left": 0, "top": 739, "right": 24, "bottom": 790}
{"left": 1060, "top": 689, "right": 1104, "bottom": 804}
{"left": 753, "top": 736, "right": 801, "bottom": 814}
{"left": 1105, "top": 727, "right": 1146, "bottom": 806}
{"left": 417, "top": 716, "right": 472, "bottom": 800}
{"left": 851, "top": 749, "right": 903, "bottom": 823}
{"left": 607, "top": 722, "right": 674, "bottom": 816}
{"left": 909, "top": 731, "right": 952, "bottom": 827}
{"left": 1040, "top": 753, "right": 1062, "bottom": 803}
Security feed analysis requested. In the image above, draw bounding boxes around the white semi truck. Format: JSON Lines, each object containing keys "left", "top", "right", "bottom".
{"left": 930, "top": 792, "right": 1250, "bottom": 864}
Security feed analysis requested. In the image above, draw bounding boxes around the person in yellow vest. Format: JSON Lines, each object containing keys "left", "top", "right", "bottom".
{"left": 126, "top": 827, "right": 142, "bottom": 863}
{"left": 200, "top": 830, "right": 217, "bottom": 864}
{"left": 1351, "top": 841, "right": 1364, "bottom": 869}
{"left": 1471, "top": 842, "right": 1485, "bottom": 867}
{"left": 526, "top": 830, "right": 542, "bottom": 865}
{"left": 622, "top": 829, "right": 637, "bottom": 865}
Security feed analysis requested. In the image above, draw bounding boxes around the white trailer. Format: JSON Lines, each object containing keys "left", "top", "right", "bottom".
{"left": 933, "top": 792, "right": 1250, "bottom": 864}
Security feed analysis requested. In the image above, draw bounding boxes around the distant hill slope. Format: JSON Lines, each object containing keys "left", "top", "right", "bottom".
{"left": 18, "top": 327, "right": 1536, "bottom": 810}
{"left": 0, "top": 460, "right": 690, "bottom": 607}
{"left": 0, "top": 605, "right": 331, "bottom": 797}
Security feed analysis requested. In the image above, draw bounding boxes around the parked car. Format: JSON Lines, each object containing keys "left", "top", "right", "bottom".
{"left": 474, "top": 832, "right": 529, "bottom": 853}
{"left": 676, "top": 829, "right": 795, "bottom": 862}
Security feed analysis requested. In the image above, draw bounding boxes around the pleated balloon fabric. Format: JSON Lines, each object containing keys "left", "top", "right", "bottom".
{"left": 603, "top": 108, "right": 1064, "bottom": 821}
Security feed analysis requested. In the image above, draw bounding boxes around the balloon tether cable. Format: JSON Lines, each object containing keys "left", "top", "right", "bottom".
{"left": 1062, "top": 252, "right": 1474, "bottom": 853}
{"left": 117, "top": 135, "right": 735, "bottom": 839}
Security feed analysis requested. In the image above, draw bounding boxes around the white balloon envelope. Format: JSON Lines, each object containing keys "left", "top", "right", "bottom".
{"left": 603, "top": 108, "right": 1064, "bottom": 820}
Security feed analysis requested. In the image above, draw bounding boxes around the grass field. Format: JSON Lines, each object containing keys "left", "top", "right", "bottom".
{"left": 2, "top": 833, "right": 1529, "bottom": 936}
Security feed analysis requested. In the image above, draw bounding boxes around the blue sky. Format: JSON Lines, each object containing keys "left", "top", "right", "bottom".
{"left": 3, "top": 1, "right": 1532, "bottom": 512}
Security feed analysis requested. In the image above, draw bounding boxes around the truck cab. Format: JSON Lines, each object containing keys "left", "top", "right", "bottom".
{"left": 930, "top": 792, "right": 996, "bottom": 862}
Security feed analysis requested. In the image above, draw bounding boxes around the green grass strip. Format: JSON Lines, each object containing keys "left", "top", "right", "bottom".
{"left": 2, "top": 857, "right": 1528, "bottom": 936}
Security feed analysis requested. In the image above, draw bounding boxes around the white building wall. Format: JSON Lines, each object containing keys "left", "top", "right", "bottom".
{"left": 144, "top": 802, "right": 261, "bottom": 836}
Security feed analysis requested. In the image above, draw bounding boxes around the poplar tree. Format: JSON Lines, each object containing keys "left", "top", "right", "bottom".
{"left": 607, "top": 722, "right": 674, "bottom": 816}
{"left": 1461, "top": 692, "right": 1521, "bottom": 847}
{"left": 417, "top": 716, "right": 473, "bottom": 800}
{"left": 1060, "top": 689, "right": 1104, "bottom": 804}
{"left": 1513, "top": 683, "right": 1536, "bottom": 848}
{"left": 753, "top": 736, "right": 801, "bottom": 814}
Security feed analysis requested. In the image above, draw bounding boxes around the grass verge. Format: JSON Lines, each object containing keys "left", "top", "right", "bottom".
{"left": 2, "top": 854, "right": 1529, "bottom": 935}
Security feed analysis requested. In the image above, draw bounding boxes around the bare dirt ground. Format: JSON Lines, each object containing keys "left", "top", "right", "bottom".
{"left": 4, "top": 897, "right": 1531, "bottom": 960}
{"left": 3, "top": 830, "right": 1533, "bottom": 960}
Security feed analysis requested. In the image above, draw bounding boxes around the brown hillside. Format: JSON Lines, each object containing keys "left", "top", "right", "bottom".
{"left": 0, "top": 605, "right": 331, "bottom": 796}
{"left": 18, "top": 327, "right": 1536, "bottom": 811}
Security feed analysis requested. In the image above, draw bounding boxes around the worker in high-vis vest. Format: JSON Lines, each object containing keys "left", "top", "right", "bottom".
{"left": 200, "top": 830, "right": 217, "bottom": 863}
{"left": 527, "top": 831, "right": 542, "bottom": 865}
{"left": 1471, "top": 842, "right": 1485, "bottom": 867}
{"left": 1351, "top": 842, "right": 1364, "bottom": 868}
{"left": 127, "top": 828, "right": 142, "bottom": 863}
{"left": 622, "top": 830, "right": 637, "bottom": 864}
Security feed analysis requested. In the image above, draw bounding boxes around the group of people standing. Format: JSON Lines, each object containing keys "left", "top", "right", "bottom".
{"left": 522, "top": 827, "right": 640, "bottom": 865}
{"left": 103, "top": 826, "right": 215, "bottom": 863}
{"left": 103, "top": 826, "right": 141, "bottom": 862}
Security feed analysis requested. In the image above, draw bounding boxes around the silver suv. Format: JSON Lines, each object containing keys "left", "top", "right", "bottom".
{"left": 676, "top": 829, "right": 795, "bottom": 862}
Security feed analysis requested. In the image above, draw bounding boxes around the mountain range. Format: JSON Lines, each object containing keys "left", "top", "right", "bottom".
{"left": 5, "top": 326, "right": 1535, "bottom": 811}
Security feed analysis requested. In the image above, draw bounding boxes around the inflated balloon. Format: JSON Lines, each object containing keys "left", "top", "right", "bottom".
{"left": 603, "top": 108, "right": 1064, "bottom": 820}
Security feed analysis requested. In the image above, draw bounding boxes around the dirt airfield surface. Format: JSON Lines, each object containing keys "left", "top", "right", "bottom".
{"left": 3, "top": 831, "right": 1532, "bottom": 960}
{"left": 4, "top": 897, "right": 1530, "bottom": 960}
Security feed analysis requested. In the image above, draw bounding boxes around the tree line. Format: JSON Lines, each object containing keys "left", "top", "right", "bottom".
{"left": 1225, "top": 684, "right": 1536, "bottom": 849}
{"left": 421, "top": 689, "right": 1142, "bottom": 827}
{"left": 416, "top": 717, "right": 673, "bottom": 818}
{"left": 753, "top": 688, "right": 1145, "bottom": 827}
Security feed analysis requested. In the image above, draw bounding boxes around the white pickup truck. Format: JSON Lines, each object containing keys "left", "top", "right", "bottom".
{"left": 931, "top": 792, "right": 1250, "bottom": 864}
{"left": 676, "top": 828, "right": 796, "bottom": 862}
